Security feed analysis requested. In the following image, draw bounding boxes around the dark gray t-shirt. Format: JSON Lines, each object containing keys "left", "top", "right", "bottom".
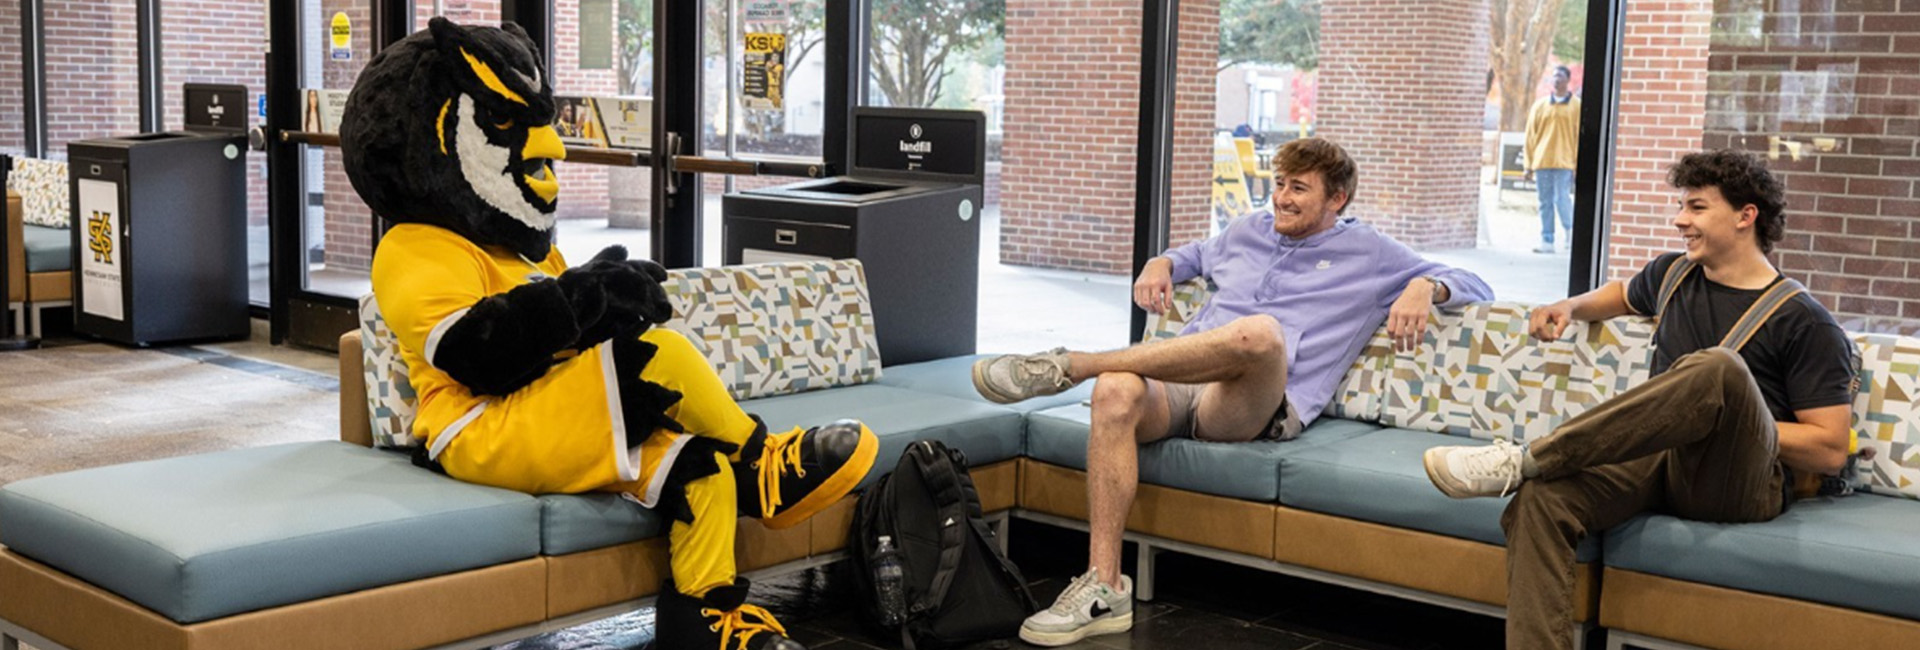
{"left": 1624, "top": 252, "right": 1855, "bottom": 424}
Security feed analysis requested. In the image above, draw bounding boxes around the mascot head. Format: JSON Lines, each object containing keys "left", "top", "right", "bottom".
{"left": 340, "top": 17, "right": 566, "bottom": 261}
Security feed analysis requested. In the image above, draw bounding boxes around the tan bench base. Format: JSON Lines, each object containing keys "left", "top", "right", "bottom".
{"left": 1599, "top": 568, "right": 1920, "bottom": 649}
{"left": 0, "top": 460, "right": 1021, "bottom": 650}
{"left": 1019, "top": 459, "right": 1598, "bottom": 623}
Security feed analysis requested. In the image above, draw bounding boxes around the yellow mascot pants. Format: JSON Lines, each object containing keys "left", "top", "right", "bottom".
{"left": 604, "top": 328, "right": 757, "bottom": 598}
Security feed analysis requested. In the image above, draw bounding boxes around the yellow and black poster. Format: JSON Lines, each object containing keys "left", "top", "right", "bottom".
{"left": 1210, "top": 133, "right": 1254, "bottom": 236}
{"left": 743, "top": 32, "right": 786, "bottom": 111}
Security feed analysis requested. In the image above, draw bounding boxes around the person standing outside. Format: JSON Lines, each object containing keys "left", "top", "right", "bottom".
{"left": 1524, "top": 65, "right": 1580, "bottom": 254}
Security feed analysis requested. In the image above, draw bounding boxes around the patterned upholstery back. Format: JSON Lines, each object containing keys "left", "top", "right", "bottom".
{"left": 358, "top": 259, "right": 882, "bottom": 449}
{"left": 1377, "top": 302, "right": 1656, "bottom": 442}
{"left": 1851, "top": 333, "right": 1920, "bottom": 500}
{"left": 1143, "top": 279, "right": 1392, "bottom": 421}
{"left": 5, "top": 158, "right": 69, "bottom": 229}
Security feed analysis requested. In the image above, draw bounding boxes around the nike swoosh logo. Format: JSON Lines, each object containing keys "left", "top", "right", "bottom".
{"left": 1089, "top": 601, "right": 1113, "bottom": 618}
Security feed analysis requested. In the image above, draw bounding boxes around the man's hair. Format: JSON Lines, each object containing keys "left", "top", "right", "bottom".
{"left": 1667, "top": 149, "right": 1787, "bottom": 254}
{"left": 1271, "top": 137, "right": 1358, "bottom": 215}
{"left": 1554, "top": 65, "right": 1571, "bottom": 79}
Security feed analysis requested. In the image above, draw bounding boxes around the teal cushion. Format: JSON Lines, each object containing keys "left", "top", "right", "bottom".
{"left": 0, "top": 442, "right": 540, "bottom": 623}
{"left": 1024, "top": 405, "right": 1382, "bottom": 502}
{"left": 1605, "top": 494, "right": 1920, "bottom": 620}
{"left": 21, "top": 224, "right": 69, "bottom": 273}
{"left": 876, "top": 354, "right": 1095, "bottom": 413}
{"left": 740, "top": 384, "right": 1025, "bottom": 489}
{"left": 1277, "top": 428, "right": 1600, "bottom": 562}
{"left": 537, "top": 493, "right": 669, "bottom": 555}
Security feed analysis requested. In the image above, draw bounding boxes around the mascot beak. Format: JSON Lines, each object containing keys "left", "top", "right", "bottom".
{"left": 522, "top": 124, "right": 567, "bottom": 203}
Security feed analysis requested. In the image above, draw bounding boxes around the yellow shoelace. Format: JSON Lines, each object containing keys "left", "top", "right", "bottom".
{"left": 701, "top": 604, "right": 790, "bottom": 650}
{"left": 754, "top": 429, "right": 808, "bottom": 520}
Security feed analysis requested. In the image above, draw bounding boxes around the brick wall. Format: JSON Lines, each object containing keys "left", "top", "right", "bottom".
{"left": 1692, "top": 0, "right": 1920, "bottom": 334}
{"left": 1168, "top": 0, "right": 1220, "bottom": 253}
{"left": 163, "top": 0, "right": 269, "bottom": 229}
{"left": 0, "top": 1, "right": 23, "bottom": 155}
{"left": 1605, "top": 0, "right": 1712, "bottom": 282}
{"left": 43, "top": 0, "right": 141, "bottom": 160}
{"left": 1316, "top": 0, "right": 1487, "bottom": 251}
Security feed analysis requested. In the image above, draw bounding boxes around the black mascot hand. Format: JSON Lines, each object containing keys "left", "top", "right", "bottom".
{"left": 557, "top": 245, "right": 674, "bottom": 351}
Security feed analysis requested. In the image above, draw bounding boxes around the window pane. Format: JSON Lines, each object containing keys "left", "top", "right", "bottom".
{"left": 1193, "top": 0, "right": 1585, "bottom": 306}
{"left": 1610, "top": 1, "right": 1919, "bottom": 335}
{"left": 301, "top": 0, "right": 380, "bottom": 299}
{"left": 45, "top": 0, "right": 142, "bottom": 159}
{"left": 868, "top": 0, "right": 1136, "bottom": 353}
{"left": 552, "top": 0, "right": 654, "bottom": 267}
{"left": 163, "top": 0, "right": 270, "bottom": 305}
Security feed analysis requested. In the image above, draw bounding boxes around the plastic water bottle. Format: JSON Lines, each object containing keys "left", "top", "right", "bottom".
{"left": 873, "top": 535, "right": 907, "bottom": 626}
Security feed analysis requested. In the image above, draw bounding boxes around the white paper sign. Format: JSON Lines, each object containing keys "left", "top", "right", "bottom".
{"left": 596, "top": 96, "right": 653, "bottom": 149}
{"left": 77, "top": 179, "right": 125, "bottom": 321}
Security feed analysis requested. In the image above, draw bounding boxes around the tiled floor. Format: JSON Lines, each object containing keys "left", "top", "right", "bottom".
{"left": 493, "top": 521, "right": 1520, "bottom": 650}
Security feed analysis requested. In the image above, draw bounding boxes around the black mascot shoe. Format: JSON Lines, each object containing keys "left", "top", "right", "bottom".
{"left": 657, "top": 579, "right": 806, "bottom": 650}
{"left": 735, "top": 418, "right": 878, "bottom": 530}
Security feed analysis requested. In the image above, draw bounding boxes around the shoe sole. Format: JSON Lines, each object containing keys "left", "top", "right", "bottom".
{"left": 1018, "top": 612, "right": 1133, "bottom": 647}
{"left": 970, "top": 359, "right": 1024, "bottom": 404}
{"left": 760, "top": 423, "right": 881, "bottom": 530}
{"left": 1422, "top": 447, "right": 1477, "bottom": 499}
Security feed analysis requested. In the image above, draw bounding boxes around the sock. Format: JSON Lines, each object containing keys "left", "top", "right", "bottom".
{"left": 1520, "top": 447, "right": 1541, "bottom": 478}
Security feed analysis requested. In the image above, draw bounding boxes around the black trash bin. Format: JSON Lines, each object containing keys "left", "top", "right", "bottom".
{"left": 66, "top": 85, "right": 250, "bottom": 346}
{"left": 723, "top": 108, "right": 985, "bottom": 366}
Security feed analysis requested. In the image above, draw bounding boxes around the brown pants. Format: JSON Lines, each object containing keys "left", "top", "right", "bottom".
{"left": 1503, "top": 347, "right": 1785, "bottom": 650}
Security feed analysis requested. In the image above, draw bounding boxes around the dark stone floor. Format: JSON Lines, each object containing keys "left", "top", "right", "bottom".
{"left": 493, "top": 521, "right": 1524, "bottom": 650}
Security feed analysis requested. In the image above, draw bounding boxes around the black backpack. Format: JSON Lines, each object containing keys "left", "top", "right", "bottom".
{"left": 850, "top": 440, "right": 1037, "bottom": 649}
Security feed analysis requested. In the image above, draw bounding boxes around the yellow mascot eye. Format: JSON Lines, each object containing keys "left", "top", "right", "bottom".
{"left": 494, "top": 119, "right": 516, "bottom": 130}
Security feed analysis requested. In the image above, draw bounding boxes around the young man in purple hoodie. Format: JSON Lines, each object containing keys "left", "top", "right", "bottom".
{"left": 971, "top": 137, "right": 1494, "bottom": 646}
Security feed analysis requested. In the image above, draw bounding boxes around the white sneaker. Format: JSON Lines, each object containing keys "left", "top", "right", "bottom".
{"left": 1424, "top": 438, "right": 1528, "bottom": 498}
{"left": 1018, "top": 568, "right": 1133, "bottom": 647}
{"left": 1532, "top": 241, "right": 1556, "bottom": 254}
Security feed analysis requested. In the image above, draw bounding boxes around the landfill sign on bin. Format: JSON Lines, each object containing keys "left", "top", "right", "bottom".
{"left": 743, "top": 32, "right": 786, "bottom": 111}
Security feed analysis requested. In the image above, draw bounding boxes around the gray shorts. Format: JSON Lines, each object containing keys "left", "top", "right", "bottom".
{"left": 1162, "top": 381, "right": 1303, "bottom": 442}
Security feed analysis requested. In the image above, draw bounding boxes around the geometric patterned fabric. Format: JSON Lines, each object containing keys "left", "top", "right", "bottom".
{"left": 358, "top": 293, "right": 420, "bottom": 449}
{"left": 1852, "top": 333, "right": 1920, "bottom": 500}
{"left": 1378, "top": 302, "right": 1655, "bottom": 443}
{"left": 658, "top": 260, "right": 881, "bottom": 401}
{"left": 357, "top": 259, "right": 882, "bottom": 449}
{"left": 6, "top": 158, "right": 69, "bottom": 229}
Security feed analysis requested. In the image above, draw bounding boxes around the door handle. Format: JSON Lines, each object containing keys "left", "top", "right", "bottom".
{"left": 774, "top": 229, "right": 798, "bottom": 246}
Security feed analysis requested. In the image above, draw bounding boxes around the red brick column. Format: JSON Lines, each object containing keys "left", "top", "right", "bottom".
{"left": 322, "top": 0, "right": 377, "bottom": 272}
{"left": 0, "top": 2, "right": 23, "bottom": 154}
{"left": 1316, "top": 0, "right": 1488, "bottom": 251}
{"left": 1699, "top": 0, "right": 1920, "bottom": 334}
{"left": 998, "top": 0, "right": 1142, "bottom": 273}
{"left": 1168, "top": 0, "right": 1220, "bottom": 252}
{"left": 1603, "top": 0, "right": 1710, "bottom": 282}
{"left": 43, "top": 0, "right": 142, "bottom": 158}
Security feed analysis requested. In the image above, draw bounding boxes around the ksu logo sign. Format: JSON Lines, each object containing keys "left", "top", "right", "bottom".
{"left": 87, "top": 211, "right": 114, "bottom": 264}
{"left": 899, "top": 122, "right": 933, "bottom": 154}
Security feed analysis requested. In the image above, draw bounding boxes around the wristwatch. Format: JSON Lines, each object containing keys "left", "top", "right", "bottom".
{"left": 1421, "top": 275, "right": 1450, "bottom": 304}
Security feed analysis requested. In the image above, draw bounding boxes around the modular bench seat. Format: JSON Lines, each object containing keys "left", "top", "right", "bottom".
{"left": 4, "top": 269, "right": 1920, "bottom": 650}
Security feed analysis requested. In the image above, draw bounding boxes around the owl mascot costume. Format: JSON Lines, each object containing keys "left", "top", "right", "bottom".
{"left": 342, "top": 18, "right": 877, "bottom": 650}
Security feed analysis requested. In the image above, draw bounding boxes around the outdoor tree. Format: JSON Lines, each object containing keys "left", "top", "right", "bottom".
{"left": 1218, "top": 0, "right": 1320, "bottom": 72}
{"left": 869, "top": 0, "right": 1003, "bottom": 108}
{"left": 1491, "top": 0, "right": 1571, "bottom": 132}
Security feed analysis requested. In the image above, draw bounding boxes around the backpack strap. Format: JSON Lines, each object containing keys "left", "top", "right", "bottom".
{"left": 1720, "top": 277, "right": 1804, "bottom": 351}
{"left": 1654, "top": 256, "right": 1697, "bottom": 323}
{"left": 905, "top": 440, "right": 974, "bottom": 621}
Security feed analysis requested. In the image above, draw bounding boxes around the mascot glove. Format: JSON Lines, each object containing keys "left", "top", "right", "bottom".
{"left": 556, "top": 245, "right": 675, "bottom": 351}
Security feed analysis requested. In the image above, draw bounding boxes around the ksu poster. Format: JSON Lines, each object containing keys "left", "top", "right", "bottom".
{"left": 77, "top": 179, "right": 125, "bottom": 321}
{"left": 743, "top": 32, "right": 786, "bottom": 110}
